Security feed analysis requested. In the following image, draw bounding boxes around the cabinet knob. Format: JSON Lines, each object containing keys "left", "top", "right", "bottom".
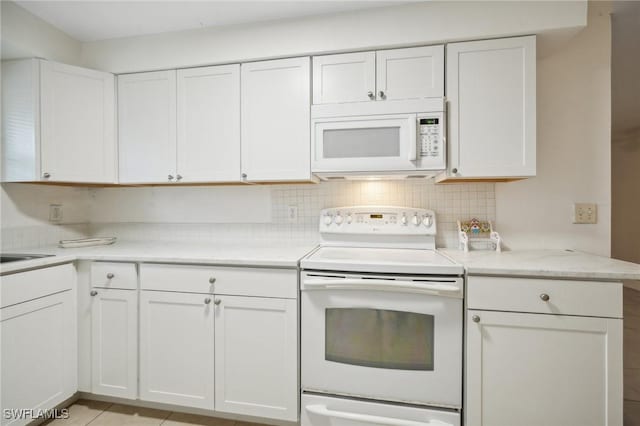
{"left": 204, "top": 297, "right": 212, "bottom": 304}
{"left": 540, "top": 293, "right": 550, "bottom": 302}
{"left": 472, "top": 315, "right": 480, "bottom": 323}
{"left": 90, "top": 290, "right": 98, "bottom": 297}
{"left": 378, "top": 90, "right": 385, "bottom": 99}
{"left": 241, "top": 173, "right": 247, "bottom": 179}
{"left": 106, "top": 273, "right": 114, "bottom": 279}
{"left": 168, "top": 174, "right": 174, "bottom": 181}
{"left": 214, "top": 299, "right": 222, "bottom": 305}
{"left": 367, "top": 91, "right": 375, "bottom": 100}
{"left": 209, "top": 277, "right": 216, "bottom": 284}
{"left": 43, "top": 172, "right": 51, "bottom": 179}
{"left": 451, "top": 168, "right": 458, "bottom": 174}
{"left": 176, "top": 174, "right": 183, "bottom": 181}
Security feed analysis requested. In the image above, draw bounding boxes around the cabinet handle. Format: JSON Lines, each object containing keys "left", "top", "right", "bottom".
{"left": 451, "top": 168, "right": 458, "bottom": 174}
{"left": 90, "top": 290, "right": 98, "bottom": 297}
{"left": 378, "top": 90, "right": 385, "bottom": 99}
{"left": 106, "top": 273, "right": 114, "bottom": 279}
{"left": 176, "top": 174, "right": 182, "bottom": 181}
{"left": 367, "top": 91, "right": 375, "bottom": 100}
{"left": 540, "top": 293, "right": 550, "bottom": 302}
{"left": 204, "top": 297, "right": 212, "bottom": 304}
{"left": 472, "top": 315, "right": 480, "bottom": 323}
{"left": 43, "top": 172, "right": 51, "bottom": 179}
{"left": 209, "top": 277, "right": 216, "bottom": 284}
{"left": 214, "top": 299, "right": 222, "bottom": 305}
{"left": 168, "top": 174, "right": 174, "bottom": 181}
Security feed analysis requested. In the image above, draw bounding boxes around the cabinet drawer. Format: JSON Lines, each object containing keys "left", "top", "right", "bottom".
{"left": 91, "top": 262, "right": 137, "bottom": 289}
{"left": 467, "top": 276, "right": 622, "bottom": 318}
{"left": 1, "top": 263, "right": 74, "bottom": 308}
{"left": 140, "top": 263, "right": 297, "bottom": 298}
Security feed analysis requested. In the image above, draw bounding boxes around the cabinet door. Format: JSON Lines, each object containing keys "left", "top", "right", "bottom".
{"left": 1, "top": 291, "right": 76, "bottom": 426}
{"left": 466, "top": 310, "right": 622, "bottom": 426}
{"left": 215, "top": 296, "right": 297, "bottom": 421}
{"left": 376, "top": 45, "right": 444, "bottom": 101}
{"left": 118, "top": 71, "right": 177, "bottom": 184}
{"left": 177, "top": 65, "right": 240, "bottom": 182}
{"left": 312, "top": 52, "right": 376, "bottom": 104}
{"left": 241, "top": 57, "right": 311, "bottom": 182}
{"left": 447, "top": 36, "right": 536, "bottom": 178}
{"left": 91, "top": 288, "right": 137, "bottom": 399}
{"left": 40, "top": 61, "right": 116, "bottom": 183}
{"left": 139, "top": 291, "right": 214, "bottom": 409}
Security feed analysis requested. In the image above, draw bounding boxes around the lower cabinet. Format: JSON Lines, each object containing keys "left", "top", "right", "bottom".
{"left": 91, "top": 288, "right": 138, "bottom": 399}
{"left": 1, "top": 289, "right": 76, "bottom": 426}
{"left": 214, "top": 295, "right": 298, "bottom": 421}
{"left": 465, "top": 277, "right": 623, "bottom": 426}
{"left": 139, "top": 290, "right": 215, "bottom": 410}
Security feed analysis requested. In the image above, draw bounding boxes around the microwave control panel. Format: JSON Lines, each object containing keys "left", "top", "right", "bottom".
{"left": 418, "top": 113, "right": 444, "bottom": 159}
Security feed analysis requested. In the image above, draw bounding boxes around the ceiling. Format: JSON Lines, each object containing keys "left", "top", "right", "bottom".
{"left": 15, "top": 1, "right": 404, "bottom": 42}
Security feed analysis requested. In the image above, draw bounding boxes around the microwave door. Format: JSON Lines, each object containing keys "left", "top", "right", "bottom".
{"left": 312, "top": 115, "right": 418, "bottom": 173}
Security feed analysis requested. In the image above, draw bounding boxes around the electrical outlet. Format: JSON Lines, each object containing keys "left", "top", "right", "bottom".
{"left": 573, "top": 203, "right": 597, "bottom": 224}
{"left": 49, "top": 204, "right": 63, "bottom": 223}
{"left": 287, "top": 205, "right": 298, "bottom": 223}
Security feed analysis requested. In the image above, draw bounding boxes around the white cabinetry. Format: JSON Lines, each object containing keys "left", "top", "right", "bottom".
{"left": 1, "top": 59, "right": 116, "bottom": 183}
{"left": 118, "top": 71, "right": 177, "bottom": 184}
{"left": 439, "top": 36, "right": 536, "bottom": 182}
{"left": 177, "top": 65, "right": 241, "bottom": 182}
{"left": 241, "top": 57, "right": 312, "bottom": 182}
{"left": 0, "top": 264, "right": 76, "bottom": 426}
{"left": 465, "top": 276, "right": 623, "bottom": 426}
{"left": 139, "top": 290, "right": 215, "bottom": 409}
{"left": 313, "top": 46, "right": 444, "bottom": 105}
{"left": 90, "top": 288, "right": 137, "bottom": 399}
{"left": 215, "top": 295, "right": 298, "bottom": 421}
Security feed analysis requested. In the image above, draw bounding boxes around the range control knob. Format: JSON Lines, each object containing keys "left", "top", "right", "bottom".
{"left": 422, "top": 215, "right": 433, "bottom": 227}
{"left": 401, "top": 214, "right": 408, "bottom": 226}
{"left": 323, "top": 214, "right": 333, "bottom": 225}
{"left": 412, "top": 214, "right": 420, "bottom": 226}
{"left": 346, "top": 214, "right": 353, "bottom": 224}
{"left": 334, "top": 214, "right": 344, "bottom": 225}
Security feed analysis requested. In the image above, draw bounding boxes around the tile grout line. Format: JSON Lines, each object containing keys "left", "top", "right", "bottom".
{"left": 158, "top": 409, "right": 173, "bottom": 425}
{"left": 84, "top": 402, "right": 113, "bottom": 426}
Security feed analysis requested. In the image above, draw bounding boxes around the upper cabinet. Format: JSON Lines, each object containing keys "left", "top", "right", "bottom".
{"left": 2, "top": 59, "right": 116, "bottom": 183}
{"left": 312, "top": 46, "right": 444, "bottom": 105}
{"left": 118, "top": 66, "right": 241, "bottom": 184}
{"left": 241, "top": 57, "right": 312, "bottom": 182}
{"left": 118, "top": 71, "right": 177, "bottom": 184}
{"left": 438, "top": 36, "right": 536, "bottom": 182}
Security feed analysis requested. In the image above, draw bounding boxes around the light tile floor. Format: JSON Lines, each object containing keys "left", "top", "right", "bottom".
{"left": 45, "top": 400, "right": 266, "bottom": 426}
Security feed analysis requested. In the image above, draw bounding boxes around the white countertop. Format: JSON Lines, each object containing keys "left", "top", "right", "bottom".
{"left": 440, "top": 249, "right": 640, "bottom": 281}
{"left": 0, "top": 240, "right": 318, "bottom": 275}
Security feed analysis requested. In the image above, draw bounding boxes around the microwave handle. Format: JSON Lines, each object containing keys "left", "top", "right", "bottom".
{"left": 409, "top": 116, "right": 418, "bottom": 161}
{"left": 305, "top": 404, "right": 453, "bottom": 426}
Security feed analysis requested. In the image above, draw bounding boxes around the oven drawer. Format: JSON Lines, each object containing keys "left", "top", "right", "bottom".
{"left": 301, "top": 393, "right": 460, "bottom": 426}
{"left": 91, "top": 261, "right": 137, "bottom": 289}
{"left": 467, "top": 276, "right": 622, "bottom": 318}
{"left": 139, "top": 263, "right": 297, "bottom": 298}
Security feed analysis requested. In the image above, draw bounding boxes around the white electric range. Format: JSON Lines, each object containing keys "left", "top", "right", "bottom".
{"left": 300, "top": 206, "right": 463, "bottom": 426}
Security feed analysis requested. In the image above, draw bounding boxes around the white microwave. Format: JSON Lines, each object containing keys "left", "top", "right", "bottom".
{"left": 311, "top": 99, "right": 446, "bottom": 179}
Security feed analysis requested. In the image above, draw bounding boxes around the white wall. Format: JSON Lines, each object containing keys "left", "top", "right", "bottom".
{"left": 0, "top": 1, "right": 82, "bottom": 65}
{"left": 496, "top": 2, "right": 612, "bottom": 256}
{"left": 81, "top": 1, "right": 587, "bottom": 73}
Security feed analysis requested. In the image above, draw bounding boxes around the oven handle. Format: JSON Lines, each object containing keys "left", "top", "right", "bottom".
{"left": 305, "top": 404, "right": 453, "bottom": 426}
{"left": 302, "top": 278, "right": 461, "bottom": 296}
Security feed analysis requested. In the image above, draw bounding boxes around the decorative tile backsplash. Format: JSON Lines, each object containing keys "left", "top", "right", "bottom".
{"left": 88, "top": 180, "right": 496, "bottom": 248}
{"left": 1, "top": 223, "right": 90, "bottom": 251}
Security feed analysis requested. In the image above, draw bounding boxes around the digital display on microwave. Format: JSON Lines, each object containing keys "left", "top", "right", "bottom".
{"left": 420, "top": 118, "right": 439, "bottom": 125}
{"left": 370, "top": 214, "right": 383, "bottom": 219}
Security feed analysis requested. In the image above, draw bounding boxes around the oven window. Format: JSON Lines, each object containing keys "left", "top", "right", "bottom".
{"left": 325, "top": 308, "right": 434, "bottom": 371}
{"left": 322, "top": 127, "right": 400, "bottom": 158}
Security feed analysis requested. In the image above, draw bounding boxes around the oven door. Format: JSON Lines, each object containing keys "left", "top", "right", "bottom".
{"left": 301, "top": 271, "right": 462, "bottom": 409}
{"left": 311, "top": 114, "right": 418, "bottom": 173}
